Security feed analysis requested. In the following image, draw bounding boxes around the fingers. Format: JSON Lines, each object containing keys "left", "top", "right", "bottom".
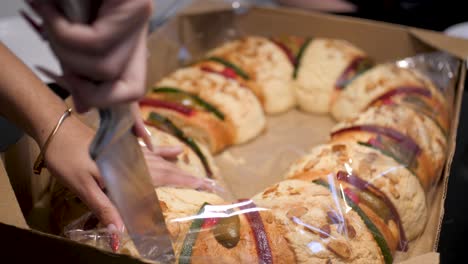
{"left": 47, "top": 31, "right": 140, "bottom": 81}
{"left": 81, "top": 179, "right": 124, "bottom": 231}
{"left": 19, "top": 9, "right": 47, "bottom": 40}
{"left": 33, "top": 0, "right": 152, "bottom": 53}
{"left": 153, "top": 146, "right": 184, "bottom": 159}
{"left": 35, "top": 66, "right": 68, "bottom": 89}
{"left": 135, "top": 123, "right": 153, "bottom": 152}
{"left": 32, "top": 0, "right": 150, "bottom": 109}
{"left": 141, "top": 144, "right": 183, "bottom": 161}
{"left": 75, "top": 164, "right": 124, "bottom": 231}
{"left": 64, "top": 75, "right": 146, "bottom": 112}
{"left": 132, "top": 103, "right": 154, "bottom": 151}
{"left": 59, "top": 26, "right": 148, "bottom": 110}
{"left": 36, "top": 65, "right": 146, "bottom": 113}
{"left": 143, "top": 151, "right": 222, "bottom": 193}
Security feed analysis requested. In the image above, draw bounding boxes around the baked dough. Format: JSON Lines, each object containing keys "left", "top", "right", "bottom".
{"left": 253, "top": 179, "right": 385, "bottom": 264}
{"left": 331, "top": 105, "right": 447, "bottom": 189}
{"left": 157, "top": 66, "right": 266, "bottom": 145}
{"left": 208, "top": 36, "right": 296, "bottom": 114}
{"left": 331, "top": 64, "right": 449, "bottom": 130}
{"left": 295, "top": 38, "right": 369, "bottom": 114}
{"left": 285, "top": 142, "right": 427, "bottom": 241}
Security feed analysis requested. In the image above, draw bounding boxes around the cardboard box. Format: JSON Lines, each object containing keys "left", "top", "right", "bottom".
{"left": 1, "top": 5, "right": 468, "bottom": 263}
{"left": 146, "top": 6, "right": 467, "bottom": 263}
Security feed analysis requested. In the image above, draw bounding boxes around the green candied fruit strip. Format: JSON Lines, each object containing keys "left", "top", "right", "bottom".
{"left": 357, "top": 141, "right": 419, "bottom": 181}
{"left": 293, "top": 38, "right": 312, "bottom": 79}
{"left": 206, "top": 56, "right": 250, "bottom": 80}
{"left": 152, "top": 87, "right": 225, "bottom": 120}
{"left": 179, "top": 202, "right": 210, "bottom": 264}
{"left": 313, "top": 180, "right": 393, "bottom": 264}
{"left": 147, "top": 112, "right": 213, "bottom": 178}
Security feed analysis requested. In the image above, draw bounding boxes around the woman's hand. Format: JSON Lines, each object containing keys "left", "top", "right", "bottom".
{"left": 0, "top": 42, "right": 221, "bottom": 233}
{"left": 142, "top": 145, "right": 223, "bottom": 193}
{"left": 32, "top": 0, "right": 153, "bottom": 113}
{"left": 44, "top": 114, "right": 125, "bottom": 230}
{"left": 45, "top": 115, "right": 221, "bottom": 231}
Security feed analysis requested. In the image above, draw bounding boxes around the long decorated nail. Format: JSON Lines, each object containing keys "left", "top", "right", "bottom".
{"left": 35, "top": 66, "right": 68, "bottom": 88}
{"left": 24, "top": 0, "right": 39, "bottom": 13}
{"left": 19, "top": 9, "right": 46, "bottom": 40}
{"left": 107, "top": 224, "right": 120, "bottom": 253}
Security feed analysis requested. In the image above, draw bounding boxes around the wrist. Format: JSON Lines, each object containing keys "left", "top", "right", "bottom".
{"left": 33, "top": 108, "right": 73, "bottom": 175}
{"left": 29, "top": 103, "right": 69, "bottom": 148}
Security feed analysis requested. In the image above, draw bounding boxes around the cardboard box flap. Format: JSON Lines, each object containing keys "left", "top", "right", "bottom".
{"left": 399, "top": 253, "right": 440, "bottom": 264}
{"left": 410, "top": 28, "right": 468, "bottom": 60}
{"left": 177, "top": 5, "right": 468, "bottom": 62}
{"left": 0, "top": 222, "right": 154, "bottom": 264}
{"left": 180, "top": 0, "right": 233, "bottom": 15}
{"left": 146, "top": 6, "right": 466, "bottom": 264}
{"left": 0, "top": 159, "right": 28, "bottom": 229}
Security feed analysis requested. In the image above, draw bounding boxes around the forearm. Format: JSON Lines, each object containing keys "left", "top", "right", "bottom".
{"left": 0, "top": 43, "right": 68, "bottom": 147}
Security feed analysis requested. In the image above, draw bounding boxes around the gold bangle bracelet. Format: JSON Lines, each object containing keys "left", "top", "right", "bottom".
{"left": 33, "top": 108, "right": 72, "bottom": 175}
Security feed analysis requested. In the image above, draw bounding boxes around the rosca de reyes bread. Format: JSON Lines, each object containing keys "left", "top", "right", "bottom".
{"left": 331, "top": 104, "right": 447, "bottom": 190}
{"left": 53, "top": 35, "right": 454, "bottom": 264}
{"left": 207, "top": 36, "right": 296, "bottom": 114}
{"left": 116, "top": 187, "right": 296, "bottom": 264}
{"left": 331, "top": 64, "right": 450, "bottom": 133}
{"left": 285, "top": 142, "right": 427, "bottom": 242}
{"left": 155, "top": 65, "right": 266, "bottom": 145}
{"left": 140, "top": 89, "right": 235, "bottom": 154}
{"left": 253, "top": 179, "right": 390, "bottom": 264}
{"left": 272, "top": 37, "right": 372, "bottom": 114}
{"left": 173, "top": 200, "right": 295, "bottom": 263}
{"left": 82, "top": 188, "right": 226, "bottom": 258}
{"left": 194, "top": 59, "right": 265, "bottom": 105}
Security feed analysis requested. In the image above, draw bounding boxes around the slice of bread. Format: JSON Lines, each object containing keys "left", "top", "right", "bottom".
{"left": 156, "top": 66, "right": 266, "bottom": 145}
{"left": 285, "top": 142, "right": 427, "bottom": 241}
{"left": 295, "top": 38, "right": 369, "bottom": 114}
{"left": 208, "top": 36, "right": 296, "bottom": 114}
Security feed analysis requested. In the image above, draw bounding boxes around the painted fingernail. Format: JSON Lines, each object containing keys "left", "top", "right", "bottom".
{"left": 162, "top": 145, "right": 183, "bottom": 153}
{"left": 107, "top": 224, "right": 117, "bottom": 232}
{"left": 138, "top": 138, "right": 147, "bottom": 147}
{"left": 144, "top": 126, "right": 152, "bottom": 137}
{"left": 107, "top": 224, "right": 120, "bottom": 252}
{"left": 19, "top": 9, "right": 46, "bottom": 40}
{"left": 200, "top": 178, "right": 228, "bottom": 195}
{"left": 24, "top": 0, "right": 39, "bottom": 12}
{"left": 137, "top": 137, "right": 154, "bottom": 152}
{"left": 143, "top": 135, "right": 154, "bottom": 152}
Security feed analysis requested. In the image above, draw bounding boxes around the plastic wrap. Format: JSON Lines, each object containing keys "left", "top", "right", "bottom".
{"left": 54, "top": 3, "right": 463, "bottom": 264}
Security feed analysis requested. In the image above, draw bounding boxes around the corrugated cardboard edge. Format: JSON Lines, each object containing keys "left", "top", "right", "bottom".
{"left": 179, "top": 0, "right": 234, "bottom": 15}
{"left": 0, "top": 222, "right": 157, "bottom": 264}
{"left": 247, "top": 6, "right": 468, "bottom": 61}
{"left": 178, "top": 4, "right": 468, "bottom": 61}
{"left": 398, "top": 253, "right": 440, "bottom": 264}
{"left": 0, "top": 158, "right": 28, "bottom": 228}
